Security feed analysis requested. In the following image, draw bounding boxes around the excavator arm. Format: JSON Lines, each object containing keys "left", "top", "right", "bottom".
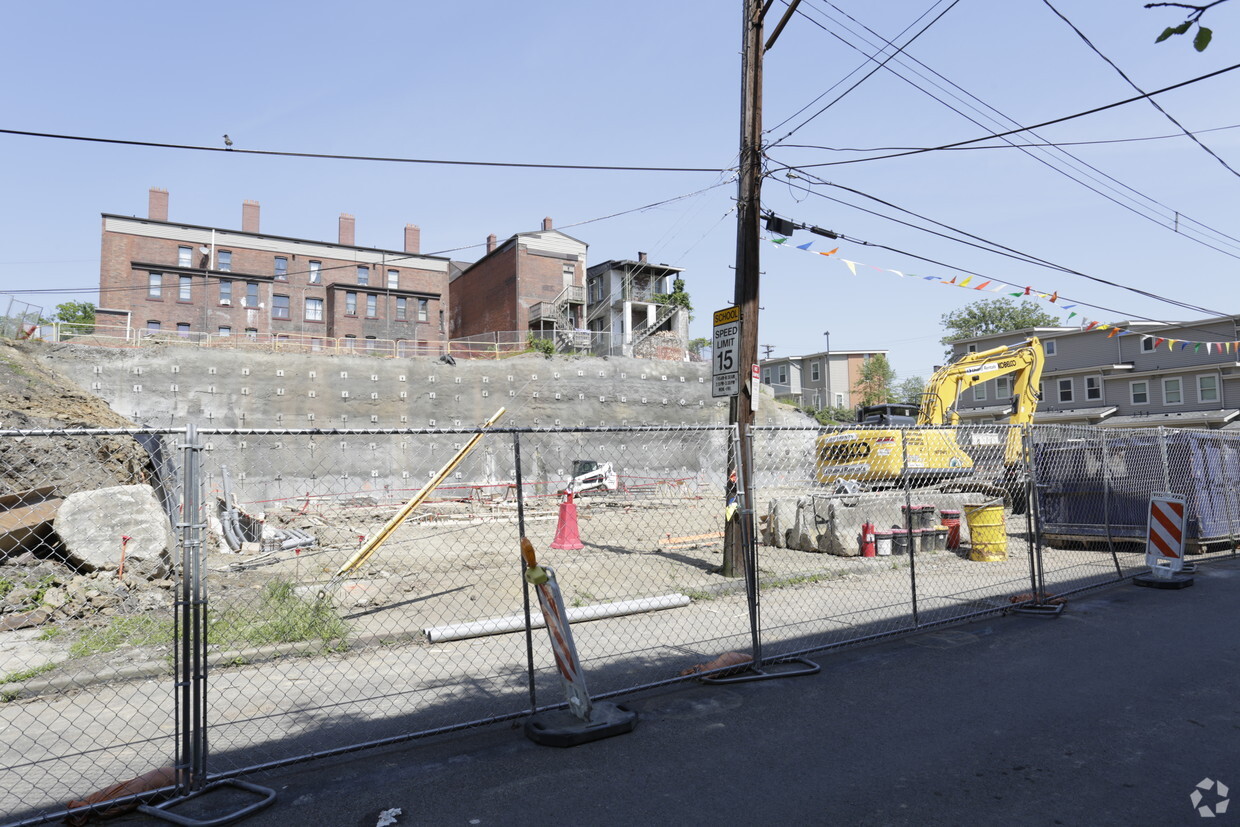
{"left": 919, "top": 337, "right": 1045, "bottom": 439}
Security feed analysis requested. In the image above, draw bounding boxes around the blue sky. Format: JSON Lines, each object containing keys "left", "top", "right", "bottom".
{"left": 2, "top": 0, "right": 1238, "bottom": 382}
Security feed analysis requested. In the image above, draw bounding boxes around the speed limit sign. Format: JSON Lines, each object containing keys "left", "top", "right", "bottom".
{"left": 712, "top": 306, "right": 741, "bottom": 398}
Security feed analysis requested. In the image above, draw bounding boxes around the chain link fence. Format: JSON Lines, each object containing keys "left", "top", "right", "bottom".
{"left": 3, "top": 422, "right": 1238, "bottom": 824}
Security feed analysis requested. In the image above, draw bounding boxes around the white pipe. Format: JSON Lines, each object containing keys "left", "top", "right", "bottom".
{"left": 424, "top": 592, "right": 691, "bottom": 643}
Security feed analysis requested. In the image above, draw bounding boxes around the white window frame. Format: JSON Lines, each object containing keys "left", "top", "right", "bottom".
{"left": 1131, "top": 380, "right": 1149, "bottom": 405}
{"left": 1141, "top": 337, "right": 1156, "bottom": 353}
{"left": 995, "top": 376, "right": 1011, "bottom": 399}
{"left": 1198, "top": 374, "right": 1220, "bottom": 405}
{"left": 217, "top": 251, "right": 232, "bottom": 272}
{"left": 178, "top": 246, "right": 192, "bottom": 268}
{"left": 387, "top": 269, "right": 399, "bottom": 289}
{"left": 810, "top": 361, "right": 820, "bottom": 382}
{"left": 1085, "top": 375, "right": 1102, "bottom": 401}
{"left": 762, "top": 368, "right": 771, "bottom": 385}
{"left": 777, "top": 365, "right": 787, "bottom": 384}
{"left": 1058, "top": 378, "right": 1073, "bottom": 404}
{"left": 305, "top": 298, "right": 324, "bottom": 322}
{"left": 1044, "top": 340, "right": 1057, "bottom": 356}
{"left": 974, "top": 381, "right": 987, "bottom": 401}
{"left": 1162, "top": 377, "right": 1183, "bottom": 406}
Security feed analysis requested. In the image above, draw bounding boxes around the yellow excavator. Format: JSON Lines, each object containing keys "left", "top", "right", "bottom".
{"left": 814, "top": 337, "right": 1045, "bottom": 512}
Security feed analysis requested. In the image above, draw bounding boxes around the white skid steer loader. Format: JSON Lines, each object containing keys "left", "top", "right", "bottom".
{"left": 564, "top": 459, "right": 618, "bottom": 495}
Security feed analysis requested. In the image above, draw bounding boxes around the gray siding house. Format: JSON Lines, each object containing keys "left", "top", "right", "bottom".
{"left": 760, "top": 349, "right": 887, "bottom": 410}
{"left": 950, "top": 315, "right": 1240, "bottom": 429}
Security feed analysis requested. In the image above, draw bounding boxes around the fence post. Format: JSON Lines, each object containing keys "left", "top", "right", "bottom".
{"left": 900, "top": 426, "right": 919, "bottom": 628}
{"left": 513, "top": 430, "right": 538, "bottom": 712}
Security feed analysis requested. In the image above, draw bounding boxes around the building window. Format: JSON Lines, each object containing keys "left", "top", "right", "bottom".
{"left": 272, "top": 295, "right": 290, "bottom": 320}
{"left": 777, "top": 365, "right": 787, "bottom": 384}
{"left": 146, "top": 320, "right": 160, "bottom": 333}
{"left": 366, "top": 294, "right": 377, "bottom": 318}
{"left": 810, "top": 361, "right": 820, "bottom": 382}
{"left": 177, "top": 323, "right": 191, "bottom": 338}
{"left": 1141, "top": 337, "right": 1156, "bottom": 353}
{"left": 275, "top": 257, "right": 288, "bottom": 280}
{"left": 396, "top": 297, "right": 407, "bottom": 320}
{"left": 245, "top": 328, "right": 258, "bottom": 339}
{"left": 762, "top": 368, "right": 771, "bottom": 385}
{"left": 305, "top": 298, "right": 324, "bottom": 322}
{"left": 1198, "top": 374, "right": 1219, "bottom": 404}
{"left": 996, "top": 377, "right": 1011, "bottom": 399}
{"left": 387, "top": 269, "right": 398, "bottom": 289}
{"left": 1057, "top": 378, "right": 1073, "bottom": 404}
{"left": 357, "top": 265, "right": 369, "bottom": 285}
{"left": 1131, "top": 381, "right": 1149, "bottom": 405}
{"left": 834, "top": 392, "right": 845, "bottom": 407}
{"left": 345, "top": 292, "right": 357, "bottom": 315}
{"left": 309, "top": 261, "right": 321, "bottom": 284}
{"left": 1044, "top": 340, "right": 1057, "bottom": 356}
{"left": 310, "top": 337, "right": 323, "bottom": 352}
{"left": 589, "top": 278, "right": 603, "bottom": 302}
{"left": 148, "top": 273, "right": 162, "bottom": 298}
{"left": 218, "top": 280, "right": 232, "bottom": 305}
{"left": 343, "top": 335, "right": 356, "bottom": 350}
{"left": 974, "top": 381, "right": 987, "bottom": 401}
{"left": 365, "top": 336, "right": 378, "bottom": 351}
{"left": 218, "top": 326, "right": 231, "bottom": 336}
{"left": 1085, "top": 376, "right": 1102, "bottom": 401}
{"left": 218, "top": 251, "right": 232, "bottom": 272}
{"left": 178, "top": 246, "right": 192, "bottom": 268}
{"left": 246, "top": 282, "right": 259, "bottom": 308}
{"left": 966, "top": 344, "right": 978, "bottom": 353}
{"left": 418, "top": 298, "right": 429, "bottom": 322}
{"left": 179, "top": 276, "right": 192, "bottom": 302}
{"left": 1163, "top": 377, "right": 1183, "bottom": 405}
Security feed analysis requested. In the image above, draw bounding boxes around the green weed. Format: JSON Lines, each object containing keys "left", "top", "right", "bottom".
{"left": 70, "top": 615, "right": 173, "bottom": 658}
{"left": 1, "top": 662, "right": 57, "bottom": 685}
{"left": 208, "top": 580, "right": 348, "bottom": 651}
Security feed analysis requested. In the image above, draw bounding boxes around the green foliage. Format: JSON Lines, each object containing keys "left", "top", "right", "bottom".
{"left": 208, "top": 580, "right": 348, "bottom": 650}
{"left": 1155, "top": 19, "right": 1213, "bottom": 50}
{"left": 652, "top": 278, "right": 693, "bottom": 321}
{"left": 939, "top": 298, "right": 1060, "bottom": 357}
{"left": 41, "top": 301, "right": 96, "bottom": 334}
{"left": 1, "top": 662, "right": 57, "bottom": 686}
{"left": 895, "top": 375, "right": 927, "bottom": 406}
{"left": 854, "top": 353, "right": 896, "bottom": 406}
{"left": 688, "top": 337, "right": 711, "bottom": 356}
{"left": 0, "top": 577, "right": 12, "bottom": 600}
{"left": 70, "top": 615, "right": 174, "bottom": 658}
{"left": 804, "top": 405, "right": 854, "bottom": 425}
{"left": 525, "top": 333, "right": 555, "bottom": 356}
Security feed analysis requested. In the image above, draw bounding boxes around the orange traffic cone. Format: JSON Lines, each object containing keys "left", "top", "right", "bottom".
{"left": 550, "top": 492, "right": 584, "bottom": 550}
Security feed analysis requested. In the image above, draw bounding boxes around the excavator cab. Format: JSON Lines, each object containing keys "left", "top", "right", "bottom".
{"left": 855, "top": 403, "right": 919, "bottom": 425}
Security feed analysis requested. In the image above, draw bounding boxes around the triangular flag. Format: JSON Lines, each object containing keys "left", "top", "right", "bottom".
{"left": 1085, "top": 321, "right": 1099, "bottom": 331}
{"left": 1153, "top": 337, "right": 1165, "bottom": 348}
{"left": 1107, "top": 327, "right": 1120, "bottom": 338}
{"left": 974, "top": 280, "right": 991, "bottom": 290}
{"left": 772, "top": 237, "right": 788, "bottom": 244}
{"left": 1063, "top": 304, "right": 1076, "bottom": 310}
{"left": 840, "top": 259, "right": 858, "bottom": 276}
{"left": 797, "top": 241, "right": 813, "bottom": 250}
{"left": 1168, "top": 339, "right": 1177, "bottom": 350}
{"left": 1180, "top": 342, "right": 1190, "bottom": 350}
{"left": 818, "top": 248, "right": 839, "bottom": 257}
{"left": 1024, "top": 286, "right": 1031, "bottom": 295}
{"left": 1194, "top": 343, "right": 1202, "bottom": 352}
{"left": 923, "top": 275, "right": 938, "bottom": 280}
{"left": 1049, "top": 291, "right": 1058, "bottom": 303}
{"left": 959, "top": 276, "right": 973, "bottom": 288}
{"left": 1009, "top": 291, "right": 1024, "bottom": 297}
{"left": 991, "top": 284, "right": 1005, "bottom": 292}
{"left": 1067, "top": 312, "right": 1077, "bottom": 319}
{"left": 888, "top": 269, "right": 904, "bottom": 277}
{"left": 945, "top": 276, "right": 958, "bottom": 285}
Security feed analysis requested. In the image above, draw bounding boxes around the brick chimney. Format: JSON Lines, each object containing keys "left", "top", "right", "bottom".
{"left": 542, "top": 216, "right": 553, "bottom": 231}
{"left": 339, "top": 213, "right": 355, "bottom": 246}
{"left": 638, "top": 251, "right": 648, "bottom": 263}
{"left": 242, "top": 200, "right": 260, "bottom": 233}
{"left": 149, "top": 188, "right": 169, "bottom": 222}
{"left": 404, "top": 224, "right": 421, "bottom": 254}
{"left": 486, "top": 234, "right": 497, "bottom": 254}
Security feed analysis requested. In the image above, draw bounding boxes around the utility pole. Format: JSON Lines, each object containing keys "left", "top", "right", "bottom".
{"left": 723, "top": 0, "right": 767, "bottom": 577}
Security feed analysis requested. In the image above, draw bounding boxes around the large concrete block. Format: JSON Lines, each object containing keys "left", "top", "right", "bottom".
{"left": 54, "top": 484, "right": 174, "bottom": 579}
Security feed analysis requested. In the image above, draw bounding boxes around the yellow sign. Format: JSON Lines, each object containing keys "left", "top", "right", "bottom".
{"left": 713, "top": 306, "right": 741, "bottom": 326}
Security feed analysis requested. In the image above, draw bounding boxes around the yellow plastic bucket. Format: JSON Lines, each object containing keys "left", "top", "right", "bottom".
{"left": 965, "top": 502, "right": 1007, "bottom": 562}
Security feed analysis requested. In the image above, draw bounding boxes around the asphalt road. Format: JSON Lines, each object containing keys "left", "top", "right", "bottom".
{"left": 116, "top": 557, "right": 1239, "bottom": 827}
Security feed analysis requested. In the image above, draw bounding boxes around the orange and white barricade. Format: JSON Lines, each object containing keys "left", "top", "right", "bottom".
{"left": 1135, "top": 492, "right": 1194, "bottom": 589}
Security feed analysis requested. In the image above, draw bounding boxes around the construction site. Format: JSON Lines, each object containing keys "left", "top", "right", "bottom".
{"left": 1, "top": 337, "right": 1238, "bottom": 826}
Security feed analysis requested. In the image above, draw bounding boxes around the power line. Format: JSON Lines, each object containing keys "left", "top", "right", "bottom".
{"left": 770, "top": 1, "right": 1240, "bottom": 258}
{"left": 775, "top": 61, "right": 1240, "bottom": 169}
{"left": 768, "top": 172, "right": 1232, "bottom": 319}
{"left": 0, "top": 128, "right": 731, "bottom": 174}
{"left": 776, "top": 121, "right": 1240, "bottom": 152}
{"left": 767, "top": 0, "right": 961, "bottom": 147}
{"left": 1041, "top": 0, "right": 1240, "bottom": 179}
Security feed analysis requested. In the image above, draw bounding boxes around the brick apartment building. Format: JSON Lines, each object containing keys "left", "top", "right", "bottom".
{"left": 97, "top": 188, "right": 451, "bottom": 355}
{"left": 449, "top": 219, "right": 587, "bottom": 348}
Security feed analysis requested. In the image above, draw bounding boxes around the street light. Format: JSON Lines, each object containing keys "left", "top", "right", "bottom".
{"left": 823, "top": 330, "right": 832, "bottom": 411}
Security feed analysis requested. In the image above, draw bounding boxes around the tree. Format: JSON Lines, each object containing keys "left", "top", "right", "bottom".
{"left": 42, "top": 301, "right": 96, "bottom": 338}
{"left": 652, "top": 278, "right": 693, "bottom": 321}
{"left": 939, "top": 298, "right": 1060, "bottom": 358}
{"left": 853, "top": 353, "right": 896, "bottom": 406}
{"left": 688, "top": 337, "right": 711, "bottom": 359}
{"left": 1148, "top": 1, "right": 1229, "bottom": 51}
{"left": 895, "top": 375, "right": 926, "bottom": 406}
